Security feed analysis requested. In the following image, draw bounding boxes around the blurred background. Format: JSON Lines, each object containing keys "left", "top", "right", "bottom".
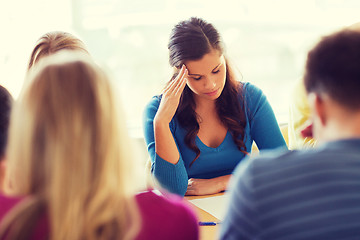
{"left": 1, "top": 0, "right": 360, "bottom": 140}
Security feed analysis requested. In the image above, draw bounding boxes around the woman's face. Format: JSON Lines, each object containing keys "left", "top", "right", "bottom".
{"left": 185, "top": 49, "right": 226, "bottom": 102}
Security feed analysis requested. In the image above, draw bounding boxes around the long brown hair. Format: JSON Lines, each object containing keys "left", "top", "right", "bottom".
{"left": 168, "top": 17, "right": 247, "bottom": 165}
{"left": 1, "top": 52, "right": 140, "bottom": 240}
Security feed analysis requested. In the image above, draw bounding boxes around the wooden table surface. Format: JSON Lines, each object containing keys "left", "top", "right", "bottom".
{"left": 185, "top": 193, "right": 224, "bottom": 240}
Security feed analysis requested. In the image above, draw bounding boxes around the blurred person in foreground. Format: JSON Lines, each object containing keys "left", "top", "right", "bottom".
{"left": 0, "top": 52, "right": 198, "bottom": 240}
{"left": 0, "top": 86, "right": 12, "bottom": 193}
{"left": 221, "top": 28, "right": 360, "bottom": 239}
{"left": 0, "top": 31, "right": 89, "bottom": 193}
{"left": 288, "top": 22, "right": 360, "bottom": 149}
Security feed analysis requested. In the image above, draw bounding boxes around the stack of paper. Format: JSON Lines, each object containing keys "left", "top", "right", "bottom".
{"left": 188, "top": 193, "right": 230, "bottom": 221}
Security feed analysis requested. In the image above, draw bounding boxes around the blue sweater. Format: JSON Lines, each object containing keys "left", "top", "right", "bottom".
{"left": 220, "top": 139, "right": 360, "bottom": 239}
{"left": 143, "top": 82, "right": 286, "bottom": 196}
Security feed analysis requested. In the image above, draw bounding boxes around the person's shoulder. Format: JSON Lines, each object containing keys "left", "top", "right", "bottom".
{"left": 241, "top": 82, "right": 263, "bottom": 96}
{"left": 238, "top": 82, "right": 267, "bottom": 115}
{"left": 253, "top": 147, "right": 311, "bottom": 164}
{"left": 0, "top": 194, "right": 24, "bottom": 220}
{"left": 232, "top": 149, "right": 313, "bottom": 188}
{"left": 144, "top": 95, "right": 162, "bottom": 109}
{"left": 143, "top": 95, "right": 162, "bottom": 118}
{"left": 0, "top": 194, "right": 24, "bottom": 210}
{"left": 241, "top": 148, "right": 323, "bottom": 176}
{"left": 136, "top": 190, "right": 193, "bottom": 214}
{"left": 241, "top": 82, "right": 266, "bottom": 103}
{"left": 0, "top": 194, "right": 49, "bottom": 240}
{"left": 135, "top": 190, "right": 198, "bottom": 240}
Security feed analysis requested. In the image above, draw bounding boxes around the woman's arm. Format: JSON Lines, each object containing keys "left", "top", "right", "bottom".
{"left": 154, "top": 65, "right": 188, "bottom": 163}
{"left": 143, "top": 66, "right": 189, "bottom": 196}
{"left": 153, "top": 119, "right": 181, "bottom": 164}
{"left": 185, "top": 174, "right": 231, "bottom": 196}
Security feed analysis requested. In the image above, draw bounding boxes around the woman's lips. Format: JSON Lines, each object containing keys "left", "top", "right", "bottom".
{"left": 205, "top": 88, "right": 218, "bottom": 96}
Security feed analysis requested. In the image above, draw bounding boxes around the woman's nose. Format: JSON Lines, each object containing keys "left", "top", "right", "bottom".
{"left": 204, "top": 77, "right": 216, "bottom": 89}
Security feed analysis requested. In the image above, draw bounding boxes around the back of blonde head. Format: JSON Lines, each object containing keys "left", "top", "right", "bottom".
{"left": 3, "top": 52, "right": 139, "bottom": 240}
{"left": 28, "top": 31, "right": 89, "bottom": 70}
{"left": 348, "top": 22, "right": 360, "bottom": 32}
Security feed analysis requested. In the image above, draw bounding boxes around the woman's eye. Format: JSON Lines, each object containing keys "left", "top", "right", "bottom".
{"left": 193, "top": 76, "right": 202, "bottom": 80}
{"left": 212, "top": 69, "right": 220, "bottom": 74}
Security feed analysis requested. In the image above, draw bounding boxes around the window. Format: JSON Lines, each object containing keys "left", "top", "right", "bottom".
{"left": 1, "top": 0, "right": 360, "bottom": 137}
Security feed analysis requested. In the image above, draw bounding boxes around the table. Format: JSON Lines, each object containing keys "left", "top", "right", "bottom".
{"left": 185, "top": 193, "right": 224, "bottom": 240}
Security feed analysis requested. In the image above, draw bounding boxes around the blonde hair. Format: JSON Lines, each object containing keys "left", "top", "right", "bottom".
{"left": 348, "top": 22, "right": 360, "bottom": 32}
{"left": 28, "top": 31, "right": 89, "bottom": 70}
{"left": 1, "top": 52, "right": 140, "bottom": 240}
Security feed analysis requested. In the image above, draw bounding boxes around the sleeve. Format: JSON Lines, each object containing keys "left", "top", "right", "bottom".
{"left": 244, "top": 83, "right": 287, "bottom": 150}
{"left": 288, "top": 79, "right": 316, "bottom": 149}
{"left": 142, "top": 96, "right": 189, "bottom": 196}
{"left": 219, "top": 156, "right": 260, "bottom": 240}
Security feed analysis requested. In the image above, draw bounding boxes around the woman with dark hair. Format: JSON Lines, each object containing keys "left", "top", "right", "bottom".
{"left": 143, "top": 17, "right": 287, "bottom": 196}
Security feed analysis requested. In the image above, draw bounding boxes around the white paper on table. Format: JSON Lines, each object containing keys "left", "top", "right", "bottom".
{"left": 188, "top": 193, "right": 230, "bottom": 221}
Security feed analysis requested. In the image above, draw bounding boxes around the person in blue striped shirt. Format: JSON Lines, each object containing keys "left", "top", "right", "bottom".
{"left": 220, "top": 28, "right": 360, "bottom": 239}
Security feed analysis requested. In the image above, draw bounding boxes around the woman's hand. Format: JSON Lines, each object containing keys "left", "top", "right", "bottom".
{"left": 185, "top": 175, "right": 231, "bottom": 196}
{"left": 154, "top": 65, "right": 188, "bottom": 125}
{"left": 153, "top": 65, "right": 188, "bottom": 164}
